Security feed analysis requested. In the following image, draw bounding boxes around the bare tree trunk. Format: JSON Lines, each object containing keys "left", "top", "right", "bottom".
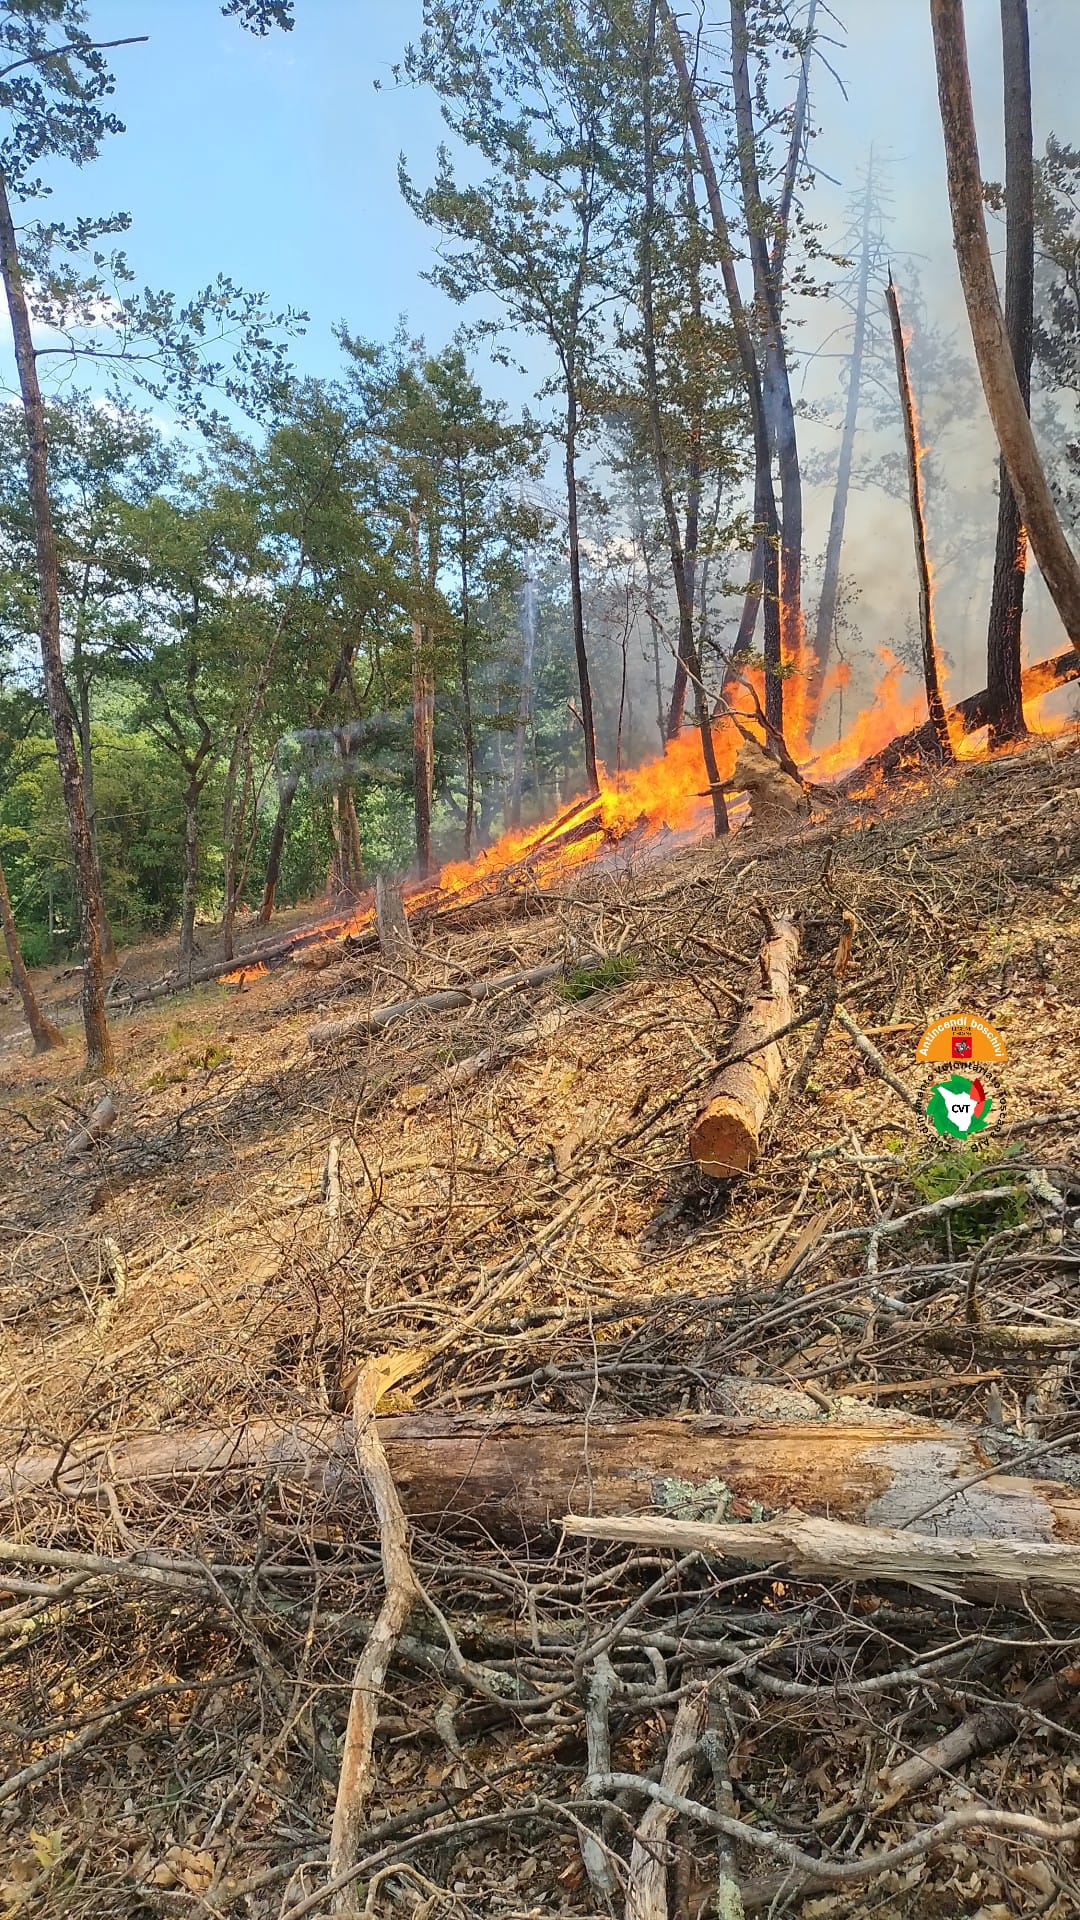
{"left": 664, "top": 159, "right": 705, "bottom": 741}
{"left": 566, "top": 381, "right": 600, "bottom": 795}
{"left": 810, "top": 153, "right": 877, "bottom": 717}
{"left": 258, "top": 766, "right": 299, "bottom": 924}
{"left": 659, "top": 0, "right": 784, "bottom": 739}
{"left": 455, "top": 460, "right": 477, "bottom": 855}
{"left": 931, "top": 0, "right": 1080, "bottom": 646}
{"left": 886, "top": 276, "right": 953, "bottom": 761}
{"left": 985, "top": 0, "right": 1034, "bottom": 745}
{"left": 71, "top": 605, "right": 116, "bottom": 965}
{"left": 410, "top": 507, "right": 435, "bottom": 877}
{"left": 510, "top": 544, "right": 538, "bottom": 828}
{"left": 0, "top": 844, "right": 64, "bottom": 1051}
{"left": 730, "top": 0, "right": 804, "bottom": 744}
{"left": 641, "top": 0, "right": 727, "bottom": 836}
{"left": 178, "top": 776, "right": 202, "bottom": 980}
{"left": 0, "top": 169, "right": 112, "bottom": 1073}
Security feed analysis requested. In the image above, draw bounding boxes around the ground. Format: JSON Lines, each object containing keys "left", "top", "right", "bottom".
{"left": 2, "top": 736, "right": 1079, "bottom": 1918}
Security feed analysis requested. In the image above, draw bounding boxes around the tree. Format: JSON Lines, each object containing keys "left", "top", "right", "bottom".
{"left": 0, "top": 838, "right": 63, "bottom": 1052}
{"left": 637, "top": 0, "right": 727, "bottom": 833}
{"left": 930, "top": 0, "right": 1080, "bottom": 648}
{"left": 886, "top": 275, "right": 953, "bottom": 761}
{"left": 400, "top": 1, "right": 633, "bottom": 798}
{"left": 984, "top": 0, "right": 1034, "bottom": 746}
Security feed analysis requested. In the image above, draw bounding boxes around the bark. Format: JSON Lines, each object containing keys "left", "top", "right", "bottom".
{"left": 564, "top": 1509, "right": 1080, "bottom": 1606}
{"left": 71, "top": 599, "right": 116, "bottom": 964}
{"left": 641, "top": 0, "right": 727, "bottom": 836}
{"left": 985, "top": 0, "right": 1035, "bottom": 745}
{"left": 627, "top": 1689, "right": 707, "bottom": 1920}
{"left": 329, "top": 775, "right": 363, "bottom": 899}
{"left": 664, "top": 157, "right": 705, "bottom": 741}
{"left": 658, "top": 0, "right": 783, "bottom": 738}
{"left": 885, "top": 275, "right": 953, "bottom": 760}
{"left": 878, "top": 1665, "right": 1080, "bottom": 1809}
{"left": 454, "top": 453, "right": 477, "bottom": 855}
{"left": 510, "top": 546, "right": 538, "bottom": 827}
{"left": 178, "top": 774, "right": 203, "bottom": 979}
{"left": 61, "top": 1088, "right": 118, "bottom": 1161}
{"left": 730, "top": 0, "right": 804, "bottom": 742}
{"left": 931, "top": 0, "right": 1080, "bottom": 645}
{"left": 307, "top": 959, "right": 563, "bottom": 1050}
{"left": 8, "top": 1412, "right": 1080, "bottom": 1568}
{"left": 257, "top": 766, "right": 300, "bottom": 923}
{"left": 810, "top": 154, "right": 877, "bottom": 716}
{"left": 566, "top": 379, "right": 600, "bottom": 794}
{"left": 0, "top": 168, "right": 112, "bottom": 1073}
{"left": 690, "top": 912, "right": 800, "bottom": 1176}
{"left": 410, "top": 507, "right": 435, "bottom": 876}
{"left": 0, "top": 843, "right": 64, "bottom": 1051}
{"left": 374, "top": 874, "right": 413, "bottom": 960}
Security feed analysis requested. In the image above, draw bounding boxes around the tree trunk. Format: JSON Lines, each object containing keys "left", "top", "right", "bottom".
{"left": 456, "top": 460, "right": 477, "bottom": 855}
{"left": 566, "top": 382, "right": 600, "bottom": 795}
{"left": 810, "top": 154, "right": 877, "bottom": 718}
{"left": 9, "top": 1412, "right": 1079, "bottom": 1569}
{"left": 178, "top": 776, "right": 202, "bottom": 979}
{"left": 659, "top": 0, "right": 784, "bottom": 741}
{"left": 0, "top": 843, "right": 64, "bottom": 1051}
{"left": 0, "top": 169, "right": 112, "bottom": 1073}
{"left": 885, "top": 275, "right": 954, "bottom": 760}
{"left": 690, "top": 912, "right": 800, "bottom": 1176}
{"left": 930, "top": 0, "right": 1080, "bottom": 646}
{"left": 410, "top": 507, "right": 435, "bottom": 876}
{"left": 258, "top": 766, "right": 300, "bottom": 923}
{"left": 664, "top": 156, "right": 705, "bottom": 741}
{"left": 641, "top": 0, "right": 727, "bottom": 837}
{"left": 72, "top": 623, "right": 116, "bottom": 965}
{"left": 510, "top": 545, "right": 538, "bottom": 827}
{"left": 730, "top": 0, "right": 804, "bottom": 748}
{"left": 985, "top": 0, "right": 1035, "bottom": 745}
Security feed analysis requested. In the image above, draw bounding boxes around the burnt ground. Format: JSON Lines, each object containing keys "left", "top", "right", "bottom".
{"left": 2, "top": 734, "right": 1080, "bottom": 1918}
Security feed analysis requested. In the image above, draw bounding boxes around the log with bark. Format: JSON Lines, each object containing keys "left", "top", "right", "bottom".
{"left": 6, "top": 1411, "right": 1080, "bottom": 1560}
{"left": 690, "top": 911, "right": 800, "bottom": 1176}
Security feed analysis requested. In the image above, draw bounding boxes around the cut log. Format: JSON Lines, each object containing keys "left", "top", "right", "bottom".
{"left": 61, "top": 1090, "right": 118, "bottom": 1162}
{"left": 690, "top": 913, "right": 801, "bottom": 1176}
{"left": 374, "top": 874, "right": 414, "bottom": 960}
{"left": 562, "top": 1508, "right": 1080, "bottom": 1602}
{"left": 307, "top": 960, "right": 564, "bottom": 1050}
{"left": 6, "top": 1412, "right": 1080, "bottom": 1557}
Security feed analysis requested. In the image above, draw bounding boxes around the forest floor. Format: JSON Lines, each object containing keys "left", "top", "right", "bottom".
{"left": 2, "top": 733, "right": 1080, "bottom": 1919}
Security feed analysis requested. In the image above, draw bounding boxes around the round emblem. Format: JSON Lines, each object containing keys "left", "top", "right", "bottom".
{"left": 920, "top": 1068, "right": 1005, "bottom": 1146}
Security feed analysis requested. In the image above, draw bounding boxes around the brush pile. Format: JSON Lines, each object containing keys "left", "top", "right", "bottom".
{"left": 3, "top": 739, "right": 1080, "bottom": 1918}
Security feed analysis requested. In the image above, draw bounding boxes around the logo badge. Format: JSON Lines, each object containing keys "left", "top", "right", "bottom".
{"left": 922, "top": 1069, "right": 1004, "bottom": 1144}
{"left": 916, "top": 1014, "right": 1007, "bottom": 1066}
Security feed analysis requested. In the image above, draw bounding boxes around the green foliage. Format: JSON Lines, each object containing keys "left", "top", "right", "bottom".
{"left": 561, "top": 951, "right": 637, "bottom": 1000}
{"left": 908, "top": 1148, "right": 1029, "bottom": 1252}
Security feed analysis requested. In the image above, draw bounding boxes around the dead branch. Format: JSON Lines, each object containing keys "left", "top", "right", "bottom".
{"left": 626, "top": 1686, "right": 707, "bottom": 1920}
{"left": 307, "top": 960, "right": 564, "bottom": 1050}
{"left": 878, "top": 1663, "right": 1080, "bottom": 1810}
{"left": 61, "top": 1089, "right": 118, "bottom": 1161}
{"left": 690, "top": 913, "right": 801, "bottom": 1175}
{"left": 563, "top": 1507, "right": 1080, "bottom": 1602}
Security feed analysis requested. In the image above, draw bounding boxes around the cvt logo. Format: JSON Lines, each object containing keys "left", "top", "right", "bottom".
{"left": 924, "top": 1070, "right": 1001, "bottom": 1143}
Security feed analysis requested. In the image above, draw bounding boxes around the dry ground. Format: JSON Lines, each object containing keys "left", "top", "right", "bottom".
{"left": 2, "top": 735, "right": 1080, "bottom": 1919}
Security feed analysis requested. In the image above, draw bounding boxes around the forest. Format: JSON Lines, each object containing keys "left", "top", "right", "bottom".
{"left": 3, "top": 2, "right": 1080, "bottom": 1918}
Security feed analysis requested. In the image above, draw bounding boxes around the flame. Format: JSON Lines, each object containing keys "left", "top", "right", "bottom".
{"left": 216, "top": 646, "right": 1077, "bottom": 986}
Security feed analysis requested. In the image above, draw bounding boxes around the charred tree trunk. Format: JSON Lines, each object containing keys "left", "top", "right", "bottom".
{"left": 730, "top": 0, "right": 805, "bottom": 746}
{"left": 885, "top": 275, "right": 953, "bottom": 761}
{"left": 664, "top": 160, "right": 705, "bottom": 742}
{"left": 642, "top": 0, "right": 727, "bottom": 836}
{"left": 659, "top": 0, "right": 784, "bottom": 741}
{"left": 985, "top": 0, "right": 1035, "bottom": 746}
{"left": 258, "top": 766, "right": 300, "bottom": 924}
{"left": 811, "top": 154, "right": 877, "bottom": 717}
{"left": 0, "top": 169, "right": 112, "bottom": 1073}
{"left": 0, "top": 844, "right": 64, "bottom": 1052}
{"left": 931, "top": 0, "right": 1080, "bottom": 646}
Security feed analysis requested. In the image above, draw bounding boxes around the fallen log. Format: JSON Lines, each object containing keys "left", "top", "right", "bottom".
{"left": 562, "top": 1508, "right": 1080, "bottom": 1601}
{"left": 839, "top": 646, "right": 1080, "bottom": 787}
{"left": 307, "top": 960, "right": 564, "bottom": 1050}
{"left": 690, "top": 912, "right": 801, "bottom": 1176}
{"left": 6, "top": 1411, "right": 1080, "bottom": 1551}
{"left": 877, "top": 1663, "right": 1080, "bottom": 1810}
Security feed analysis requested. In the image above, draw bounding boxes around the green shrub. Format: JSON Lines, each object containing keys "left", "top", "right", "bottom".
{"left": 561, "top": 952, "right": 637, "bottom": 1000}
{"left": 908, "top": 1146, "right": 1028, "bottom": 1251}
